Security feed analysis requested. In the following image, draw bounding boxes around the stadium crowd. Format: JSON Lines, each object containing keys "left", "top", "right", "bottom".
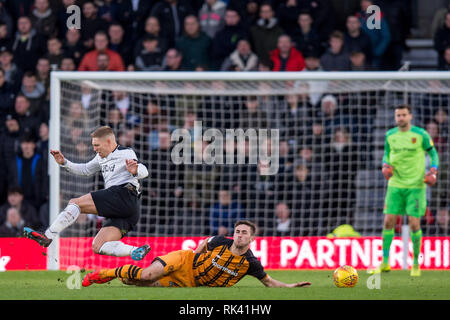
{"left": 0, "top": 0, "right": 449, "bottom": 238}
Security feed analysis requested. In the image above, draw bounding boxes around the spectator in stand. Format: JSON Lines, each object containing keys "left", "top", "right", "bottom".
{"left": 96, "top": 52, "right": 109, "bottom": 71}
{"left": 266, "top": 202, "right": 298, "bottom": 236}
{"left": 134, "top": 16, "right": 170, "bottom": 59}
{"left": 434, "top": 12, "right": 450, "bottom": 70}
{"left": 59, "top": 56, "right": 76, "bottom": 71}
{"left": 78, "top": 31, "right": 125, "bottom": 71}
{"left": 11, "top": 16, "right": 46, "bottom": 72}
{"left": 19, "top": 72, "right": 45, "bottom": 118}
{"left": 62, "top": 28, "right": 85, "bottom": 67}
{"left": 45, "top": 37, "right": 65, "bottom": 69}
{"left": 0, "top": 68, "right": 15, "bottom": 123}
{"left": 175, "top": 15, "right": 211, "bottom": 71}
{"left": 198, "top": 0, "right": 227, "bottom": 39}
{"left": 80, "top": 1, "right": 109, "bottom": 51}
{"left": 0, "top": 22, "right": 11, "bottom": 50}
{"left": 220, "top": 38, "right": 259, "bottom": 71}
{"left": 270, "top": 34, "right": 305, "bottom": 71}
{"left": 209, "top": 188, "right": 244, "bottom": 236}
{"left": 0, "top": 187, "right": 40, "bottom": 229}
{"left": 276, "top": 0, "right": 303, "bottom": 37}
{"left": 0, "top": 47, "right": 22, "bottom": 94}
{"left": 350, "top": 51, "right": 369, "bottom": 70}
{"left": 439, "top": 46, "right": 450, "bottom": 71}
{"left": 150, "top": 0, "right": 195, "bottom": 48}
{"left": 0, "top": 115, "right": 20, "bottom": 202}
{"left": 6, "top": 134, "right": 46, "bottom": 210}
{"left": 344, "top": 15, "right": 372, "bottom": 65}
{"left": 291, "top": 11, "right": 321, "bottom": 58}
{"left": 250, "top": 2, "right": 284, "bottom": 66}
{"left": 116, "top": 0, "right": 152, "bottom": 43}
{"left": 0, "top": 2, "right": 13, "bottom": 38}
{"left": 134, "top": 35, "right": 163, "bottom": 71}
{"left": 330, "top": 0, "right": 360, "bottom": 32}
{"left": 357, "top": 0, "right": 391, "bottom": 70}
{"left": 30, "top": 0, "right": 58, "bottom": 39}
{"left": 377, "top": 0, "right": 411, "bottom": 70}
{"left": 13, "top": 94, "right": 40, "bottom": 138}
{"left": 0, "top": 207, "right": 26, "bottom": 237}
{"left": 320, "top": 31, "right": 351, "bottom": 71}
{"left": 316, "top": 94, "right": 353, "bottom": 137}
{"left": 35, "top": 57, "right": 50, "bottom": 99}
{"left": 425, "top": 120, "right": 447, "bottom": 154}
{"left": 36, "top": 122, "right": 48, "bottom": 159}
{"left": 97, "top": 0, "right": 120, "bottom": 24}
{"left": 211, "top": 8, "right": 249, "bottom": 70}
{"left": 431, "top": 2, "right": 450, "bottom": 37}
{"left": 107, "top": 107, "right": 125, "bottom": 133}
{"left": 108, "top": 23, "right": 133, "bottom": 68}
{"left": 279, "top": 93, "right": 313, "bottom": 145}
{"left": 239, "top": 95, "right": 269, "bottom": 130}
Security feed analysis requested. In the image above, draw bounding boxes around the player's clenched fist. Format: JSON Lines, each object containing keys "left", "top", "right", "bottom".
{"left": 50, "top": 149, "right": 65, "bottom": 165}
{"left": 424, "top": 167, "right": 437, "bottom": 187}
{"left": 126, "top": 159, "right": 138, "bottom": 175}
{"left": 382, "top": 163, "right": 394, "bottom": 180}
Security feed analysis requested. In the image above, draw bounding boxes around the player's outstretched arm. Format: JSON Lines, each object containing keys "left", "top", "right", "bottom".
{"left": 259, "top": 275, "right": 311, "bottom": 288}
{"left": 51, "top": 149, "right": 100, "bottom": 176}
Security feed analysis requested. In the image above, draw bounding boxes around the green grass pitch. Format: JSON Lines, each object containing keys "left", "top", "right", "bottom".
{"left": 0, "top": 270, "right": 449, "bottom": 300}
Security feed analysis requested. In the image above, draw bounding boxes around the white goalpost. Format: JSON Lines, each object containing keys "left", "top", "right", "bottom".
{"left": 48, "top": 71, "right": 450, "bottom": 271}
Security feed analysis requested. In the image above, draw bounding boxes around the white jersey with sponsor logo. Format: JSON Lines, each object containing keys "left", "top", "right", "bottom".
{"left": 61, "top": 145, "right": 148, "bottom": 191}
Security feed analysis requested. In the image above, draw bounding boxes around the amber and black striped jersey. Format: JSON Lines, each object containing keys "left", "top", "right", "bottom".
{"left": 192, "top": 235, "right": 267, "bottom": 287}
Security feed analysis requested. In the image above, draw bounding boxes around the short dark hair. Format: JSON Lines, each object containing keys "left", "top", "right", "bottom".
{"left": 20, "top": 132, "right": 36, "bottom": 143}
{"left": 234, "top": 220, "right": 257, "bottom": 235}
{"left": 395, "top": 104, "right": 412, "bottom": 114}
{"left": 8, "top": 186, "right": 23, "bottom": 195}
{"left": 90, "top": 126, "right": 115, "bottom": 138}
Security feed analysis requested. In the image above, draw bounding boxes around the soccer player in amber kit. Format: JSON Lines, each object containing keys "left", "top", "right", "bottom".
{"left": 82, "top": 220, "right": 312, "bottom": 288}
{"left": 372, "top": 105, "right": 439, "bottom": 276}
{"left": 24, "top": 126, "right": 151, "bottom": 261}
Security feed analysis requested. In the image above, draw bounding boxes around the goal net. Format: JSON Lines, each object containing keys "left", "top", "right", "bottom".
{"left": 49, "top": 72, "right": 450, "bottom": 270}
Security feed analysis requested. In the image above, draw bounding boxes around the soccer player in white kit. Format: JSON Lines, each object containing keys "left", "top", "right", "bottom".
{"left": 24, "top": 126, "right": 151, "bottom": 261}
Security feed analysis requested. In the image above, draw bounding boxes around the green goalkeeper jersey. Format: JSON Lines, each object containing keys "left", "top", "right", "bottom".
{"left": 382, "top": 125, "right": 439, "bottom": 189}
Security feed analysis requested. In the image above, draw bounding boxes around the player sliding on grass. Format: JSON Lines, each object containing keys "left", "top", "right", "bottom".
{"left": 82, "top": 220, "right": 312, "bottom": 288}
{"left": 371, "top": 105, "right": 439, "bottom": 276}
{"left": 24, "top": 126, "right": 151, "bottom": 261}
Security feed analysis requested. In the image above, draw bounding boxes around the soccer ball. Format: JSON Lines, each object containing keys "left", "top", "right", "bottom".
{"left": 333, "top": 265, "right": 359, "bottom": 288}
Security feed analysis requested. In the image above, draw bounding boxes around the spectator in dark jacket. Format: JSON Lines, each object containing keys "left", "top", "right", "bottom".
{"left": 175, "top": 15, "right": 211, "bottom": 70}
{"left": 6, "top": 134, "right": 46, "bottom": 210}
{"left": 133, "top": 16, "right": 170, "bottom": 60}
{"left": 211, "top": 8, "right": 249, "bottom": 70}
{"left": 291, "top": 11, "right": 321, "bottom": 57}
{"left": 161, "top": 48, "right": 184, "bottom": 71}
{"left": 150, "top": 0, "right": 195, "bottom": 48}
{"left": 0, "top": 2, "right": 13, "bottom": 38}
{"left": 270, "top": 34, "right": 305, "bottom": 71}
{"left": 320, "top": 31, "right": 351, "bottom": 71}
{"left": 209, "top": 189, "right": 244, "bottom": 236}
{"left": 117, "top": 0, "right": 153, "bottom": 42}
{"left": 134, "top": 35, "right": 163, "bottom": 71}
{"left": 108, "top": 23, "right": 133, "bottom": 67}
{"left": 0, "top": 115, "right": 21, "bottom": 203}
{"left": 0, "top": 47, "right": 22, "bottom": 94}
{"left": 0, "top": 68, "right": 15, "bottom": 124}
{"left": 276, "top": 0, "right": 303, "bottom": 37}
{"left": 0, "top": 207, "right": 26, "bottom": 237}
{"left": 344, "top": 15, "right": 372, "bottom": 64}
{"left": 439, "top": 46, "right": 450, "bottom": 71}
{"left": 19, "top": 71, "right": 46, "bottom": 118}
{"left": 44, "top": 37, "right": 65, "bottom": 69}
{"left": 30, "top": 0, "right": 58, "bottom": 39}
{"left": 80, "top": 1, "right": 109, "bottom": 51}
{"left": 250, "top": 2, "right": 284, "bottom": 65}
{"left": 13, "top": 94, "right": 40, "bottom": 137}
{"left": 11, "top": 16, "right": 46, "bottom": 72}
{"left": 434, "top": 12, "right": 450, "bottom": 70}
{"left": 0, "top": 187, "right": 40, "bottom": 229}
{"left": 62, "top": 28, "right": 85, "bottom": 67}
{"left": 57, "top": 0, "right": 76, "bottom": 38}
{"left": 0, "top": 22, "right": 12, "bottom": 50}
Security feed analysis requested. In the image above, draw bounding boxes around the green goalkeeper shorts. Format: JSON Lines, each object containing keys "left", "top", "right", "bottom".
{"left": 383, "top": 186, "right": 427, "bottom": 218}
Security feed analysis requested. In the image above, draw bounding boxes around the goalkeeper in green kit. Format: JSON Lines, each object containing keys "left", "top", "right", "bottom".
{"left": 372, "top": 105, "right": 439, "bottom": 276}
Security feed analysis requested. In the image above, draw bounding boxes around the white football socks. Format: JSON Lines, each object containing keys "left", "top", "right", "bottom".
{"left": 98, "top": 241, "right": 137, "bottom": 257}
{"left": 45, "top": 203, "right": 81, "bottom": 239}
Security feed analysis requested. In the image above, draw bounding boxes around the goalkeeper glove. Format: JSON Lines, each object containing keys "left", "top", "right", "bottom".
{"left": 424, "top": 167, "right": 438, "bottom": 187}
{"left": 382, "top": 163, "right": 394, "bottom": 180}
